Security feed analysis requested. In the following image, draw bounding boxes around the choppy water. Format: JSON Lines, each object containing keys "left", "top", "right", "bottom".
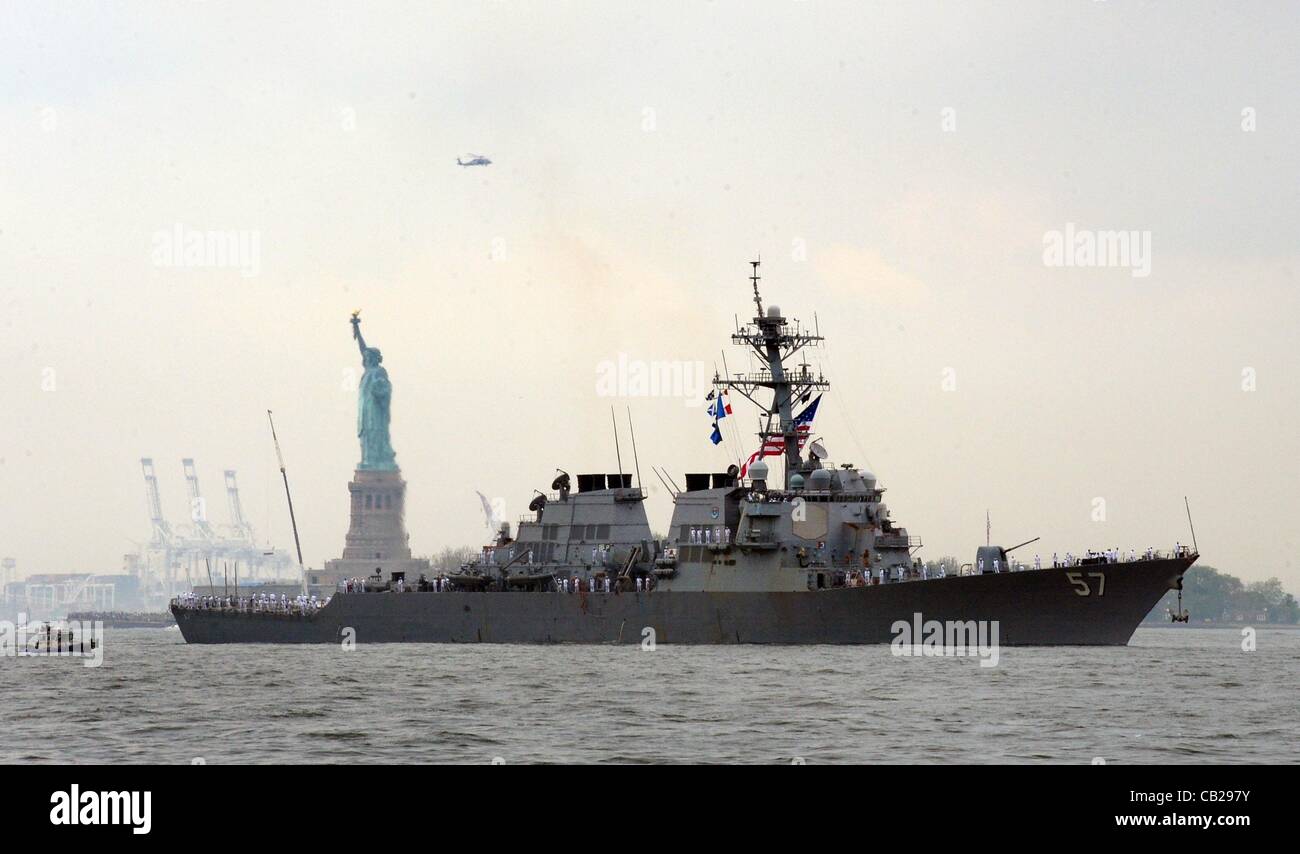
{"left": 3, "top": 627, "right": 1296, "bottom": 764}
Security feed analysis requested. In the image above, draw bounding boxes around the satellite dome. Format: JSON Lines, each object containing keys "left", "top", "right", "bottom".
{"left": 748, "top": 460, "right": 770, "bottom": 482}
{"left": 860, "top": 470, "right": 877, "bottom": 489}
{"left": 766, "top": 305, "right": 781, "bottom": 318}
{"left": 789, "top": 473, "right": 805, "bottom": 489}
{"left": 809, "top": 469, "right": 832, "bottom": 490}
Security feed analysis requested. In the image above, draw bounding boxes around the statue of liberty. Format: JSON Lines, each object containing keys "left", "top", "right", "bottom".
{"left": 350, "top": 311, "right": 397, "bottom": 471}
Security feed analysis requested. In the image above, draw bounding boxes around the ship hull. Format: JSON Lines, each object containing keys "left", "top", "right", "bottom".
{"left": 172, "top": 557, "right": 1191, "bottom": 646}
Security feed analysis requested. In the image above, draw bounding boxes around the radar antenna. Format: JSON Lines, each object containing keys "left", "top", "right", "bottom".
{"left": 750, "top": 257, "right": 764, "bottom": 318}
{"left": 719, "top": 259, "right": 829, "bottom": 488}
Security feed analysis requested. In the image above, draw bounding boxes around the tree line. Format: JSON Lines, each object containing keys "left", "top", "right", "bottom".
{"left": 1142, "top": 565, "right": 1299, "bottom": 625}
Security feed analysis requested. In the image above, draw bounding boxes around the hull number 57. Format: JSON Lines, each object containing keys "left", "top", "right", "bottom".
{"left": 1066, "top": 571, "right": 1106, "bottom": 596}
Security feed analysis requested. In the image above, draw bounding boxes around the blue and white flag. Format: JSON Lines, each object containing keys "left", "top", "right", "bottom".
{"left": 708, "top": 390, "right": 732, "bottom": 445}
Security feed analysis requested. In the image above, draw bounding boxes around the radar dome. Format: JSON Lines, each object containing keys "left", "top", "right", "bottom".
{"left": 789, "top": 473, "right": 805, "bottom": 489}
{"left": 809, "top": 469, "right": 832, "bottom": 490}
{"left": 860, "top": 470, "right": 877, "bottom": 490}
{"left": 767, "top": 304, "right": 781, "bottom": 318}
{"left": 748, "top": 460, "right": 770, "bottom": 483}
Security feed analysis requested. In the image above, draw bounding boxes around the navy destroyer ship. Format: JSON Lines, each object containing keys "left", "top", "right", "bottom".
{"left": 174, "top": 263, "right": 1195, "bottom": 644}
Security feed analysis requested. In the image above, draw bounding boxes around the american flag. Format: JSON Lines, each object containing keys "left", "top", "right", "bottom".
{"left": 740, "top": 395, "right": 822, "bottom": 477}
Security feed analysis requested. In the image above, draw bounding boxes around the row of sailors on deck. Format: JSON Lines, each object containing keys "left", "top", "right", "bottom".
{"left": 845, "top": 566, "right": 941, "bottom": 586}
{"left": 1048, "top": 547, "right": 1167, "bottom": 568}
{"left": 556, "top": 576, "right": 652, "bottom": 593}
{"left": 337, "top": 574, "right": 651, "bottom": 594}
{"left": 339, "top": 576, "right": 460, "bottom": 593}
{"left": 688, "top": 526, "right": 732, "bottom": 545}
{"left": 176, "top": 592, "right": 327, "bottom": 613}
{"left": 840, "top": 562, "right": 950, "bottom": 586}
{"left": 972, "top": 547, "right": 1156, "bottom": 574}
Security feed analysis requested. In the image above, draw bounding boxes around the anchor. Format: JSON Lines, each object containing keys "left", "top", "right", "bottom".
{"left": 1169, "top": 586, "right": 1190, "bottom": 623}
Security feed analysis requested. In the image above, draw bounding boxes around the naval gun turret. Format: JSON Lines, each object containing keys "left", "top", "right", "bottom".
{"left": 975, "top": 545, "right": 1009, "bottom": 575}
{"left": 975, "top": 537, "right": 1039, "bottom": 573}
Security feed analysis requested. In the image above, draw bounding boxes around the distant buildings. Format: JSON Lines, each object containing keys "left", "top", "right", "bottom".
{"left": 1, "top": 571, "right": 145, "bottom": 621}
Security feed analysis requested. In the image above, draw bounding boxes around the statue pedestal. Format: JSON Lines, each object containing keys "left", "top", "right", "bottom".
{"left": 316, "top": 468, "right": 429, "bottom": 588}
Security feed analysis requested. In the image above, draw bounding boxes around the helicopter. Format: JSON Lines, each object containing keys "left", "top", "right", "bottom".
{"left": 457, "top": 153, "right": 492, "bottom": 167}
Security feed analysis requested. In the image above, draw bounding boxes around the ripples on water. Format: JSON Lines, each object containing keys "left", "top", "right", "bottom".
{"left": 4, "top": 627, "right": 1296, "bottom": 764}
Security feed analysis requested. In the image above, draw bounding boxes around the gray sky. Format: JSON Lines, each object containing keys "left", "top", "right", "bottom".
{"left": 2, "top": 1, "right": 1297, "bottom": 588}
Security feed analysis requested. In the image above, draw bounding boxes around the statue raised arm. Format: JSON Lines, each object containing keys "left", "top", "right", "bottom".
{"left": 350, "top": 311, "right": 368, "bottom": 358}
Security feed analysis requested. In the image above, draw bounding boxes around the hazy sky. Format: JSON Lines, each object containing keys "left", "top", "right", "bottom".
{"left": 2, "top": 2, "right": 1297, "bottom": 588}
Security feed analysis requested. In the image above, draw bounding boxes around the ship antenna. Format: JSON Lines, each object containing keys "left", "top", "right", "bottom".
{"left": 1184, "top": 496, "right": 1199, "bottom": 555}
{"left": 651, "top": 466, "right": 673, "bottom": 496}
{"left": 657, "top": 466, "right": 682, "bottom": 494}
{"left": 610, "top": 407, "right": 625, "bottom": 487}
{"left": 627, "top": 406, "right": 643, "bottom": 491}
{"left": 267, "top": 409, "right": 307, "bottom": 595}
{"left": 750, "top": 257, "right": 764, "bottom": 317}
{"left": 986, "top": 510, "right": 991, "bottom": 546}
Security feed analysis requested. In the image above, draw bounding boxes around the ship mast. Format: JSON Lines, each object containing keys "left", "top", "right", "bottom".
{"left": 715, "top": 259, "right": 828, "bottom": 488}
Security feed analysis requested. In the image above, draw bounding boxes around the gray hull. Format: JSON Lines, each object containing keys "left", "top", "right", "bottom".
{"left": 173, "top": 557, "right": 1191, "bottom": 645}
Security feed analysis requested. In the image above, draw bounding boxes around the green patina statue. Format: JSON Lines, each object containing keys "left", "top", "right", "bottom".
{"left": 350, "top": 312, "right": 397, "bottom": 471}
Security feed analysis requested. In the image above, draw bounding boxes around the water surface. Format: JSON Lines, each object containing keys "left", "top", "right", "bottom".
{"left": 4, "top": 627, "right": 1294, "bottom": 764}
